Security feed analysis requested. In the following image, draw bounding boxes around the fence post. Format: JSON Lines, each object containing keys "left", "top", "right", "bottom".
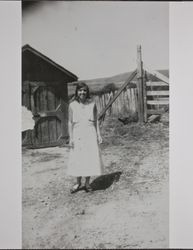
{"left": 137, "top": 45, "right": 144, "bottom": 123}
{"left": 143, "top": 70, "right": 148, "bottom": 122}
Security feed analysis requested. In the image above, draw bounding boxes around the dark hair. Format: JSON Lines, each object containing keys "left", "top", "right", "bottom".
{"left": 74, "top": 82, "right": 90, "bottom": 102}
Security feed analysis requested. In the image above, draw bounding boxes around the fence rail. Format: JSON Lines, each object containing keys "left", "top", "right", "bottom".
{"left": 145, "top": 79, "right": 169, "bottom": 119}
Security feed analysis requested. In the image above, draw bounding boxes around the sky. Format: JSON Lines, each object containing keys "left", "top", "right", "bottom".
{"left": 22, "top": 1, "right": 169, "bottom": 80}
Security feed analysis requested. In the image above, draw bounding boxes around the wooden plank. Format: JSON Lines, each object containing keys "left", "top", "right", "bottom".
{"left": 97, "top": 69, "right": 137, "bottom": 120}
{"left": 60, "top": 100, "right": 68, "bottom": 138}
{"left": 108, "top": 92, "right": 113, "bottom": 115}
{"left": 147, "top": 99, "right": 169, "bottom": 105}
{"left": 30, "top": 87, "right": 36, "bottom": 113}
{"left": 38, "top": 88, "right": 47, "bottom": 143}
{"left": 25, "top": 141, "right": 63, "bottom": 149}
{"left": 144, "top": 65, "right": 169, "bottom": 84}
{"left": 38, "top": 122, "right": 42, "bottom": 145}
{"left": 147, "top": 90, "right": 169, "bottom": 96}
{"left": 42, "top": 120, "right": 49, "bottom": 144}
{"left": 47, "top": 119, "right": 50, "bottom": 143}
{"left": 143, "top": 72, "right": 147, "bottom": 122}
{"left": 130, "top": 88, "right": 134, "bottom": 111}
{"left": 134, "top": 88, "right": 138, "bottom": 112}
{"left": 41, "top": 87, "right": 47, "bottom": 111}
{"left": 36, "top": 87, "right": 40, "bottom": 112}
{"left": 155, "top": 97, "right": 169, "bottom": 101}
{"left": 47, "top": 87, "right": 55, "bottom": 110}
{"left": 55, "top": 102, "right": 62, "bottom": 140}
{"left": 48, "top": 118, "right": 56, "bottom": 142}
{"left": 137, "top": 45, "right": 144, "bottom": 123}
{"left": 52, "top": 94, "right": 58, "bottom": 142}
{"left": 147, "top": 109, "right": 165, "bottom": 115}
{"left": 26, "top": 82, "right": 31, "bottom": 109}
{"left": 126, "top": 89, "right": 130, "bottom": 111}
{"left": 46, "top": 88, "right": 50, "bottom": 143}
{"left": 56, "top": 119, "right": 61, "bottom": 141}
{"left": 146, "top": 81, "right": 169, "bottom": 87}
{"left": 148, "top": 115, "right": 160, "bottom": 123}
{"left": 28, "top": 81, "right": 48, "bottom": 87}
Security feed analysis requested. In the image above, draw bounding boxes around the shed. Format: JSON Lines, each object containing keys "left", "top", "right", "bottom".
{"left": 22, "top": 44, "right": 78, "bottom": 148}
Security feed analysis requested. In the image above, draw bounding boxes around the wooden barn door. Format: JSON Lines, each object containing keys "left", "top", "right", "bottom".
{"left": 29, "top": 83, "right": 68, "bottom": 147}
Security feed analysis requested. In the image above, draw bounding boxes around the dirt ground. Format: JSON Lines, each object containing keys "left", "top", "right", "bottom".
{"left": 22, "top": 113, "right": 169, "bottom": 249}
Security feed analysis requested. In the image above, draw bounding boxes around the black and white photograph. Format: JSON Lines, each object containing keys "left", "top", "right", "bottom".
{"left": 21, "top": 1, "right": 169, "bottom": 249}
{"left": 3, "top": 1, "right": 193, "bottom": 249}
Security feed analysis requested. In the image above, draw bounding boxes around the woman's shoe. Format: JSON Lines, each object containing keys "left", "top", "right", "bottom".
{"left": 85, "top": 184, "right": 92, "bottom": 192}
{"left": 70, "top": 183, "right": 81, "bottom": 194}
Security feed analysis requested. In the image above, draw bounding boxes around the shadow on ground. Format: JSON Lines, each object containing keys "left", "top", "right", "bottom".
{"left": 90, "top": 171, "right": 122, "bottom": 191}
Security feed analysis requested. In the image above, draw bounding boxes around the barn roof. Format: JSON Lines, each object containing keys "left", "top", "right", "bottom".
{"left": 22, "top": 44, "right": 78, "bottom": 80}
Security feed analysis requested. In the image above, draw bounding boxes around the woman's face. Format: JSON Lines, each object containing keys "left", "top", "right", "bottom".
{"left": 77, "top": 87, "right": 87, "bottom": 102}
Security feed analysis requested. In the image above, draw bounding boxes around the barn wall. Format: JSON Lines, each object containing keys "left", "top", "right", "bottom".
{"left": 22, "top": 80, "right": 69, "bottom": 147}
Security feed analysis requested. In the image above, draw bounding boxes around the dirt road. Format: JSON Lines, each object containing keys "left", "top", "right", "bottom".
{"left": 22, "top": 115, "right": 169, "bottom": 249}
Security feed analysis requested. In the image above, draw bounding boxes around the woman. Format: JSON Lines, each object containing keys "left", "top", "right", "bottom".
{"left": 67, "top": 82, "right": 104, "bottom": 193}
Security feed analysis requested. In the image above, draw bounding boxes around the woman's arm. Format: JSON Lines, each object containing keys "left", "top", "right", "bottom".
{"left": 68, "top": 104, "right": 74, "bottom": 147}
{"left": 94, "top": 104, "right": 103, "bottom": 144}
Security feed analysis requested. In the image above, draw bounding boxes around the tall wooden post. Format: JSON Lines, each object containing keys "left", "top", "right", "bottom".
{"left": 143, "top": 70, "right": 148, "bottom": 122}
{"left": 137, "top": 45, "right": 144, "bottom": 123}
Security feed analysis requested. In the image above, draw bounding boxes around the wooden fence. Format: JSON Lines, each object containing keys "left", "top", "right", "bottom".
{"left": 94, "top": 79, "right": 169, "bottom": 123}
{"left": 96, "top": 45, "right": 169, "bottom": 123}
{"left": 94, "top": 87, "right": 138, "bottom": 117}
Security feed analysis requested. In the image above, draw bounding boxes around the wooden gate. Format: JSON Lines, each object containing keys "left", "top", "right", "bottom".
{"left": 97, "top": 45, "right": 169, "bottom": 123}
{"left": 22, "top": 81, "right": 68, "bottom": 148}
{"left": 137, "top": 46, "right": 169, "bottom": 123}
{"left": 145, "top": 80, "right": 169, "bottom": 120}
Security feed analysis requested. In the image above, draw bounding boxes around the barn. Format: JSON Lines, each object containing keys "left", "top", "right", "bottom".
{"left": 22, "top": 44, "right": 78, "bottom": 148}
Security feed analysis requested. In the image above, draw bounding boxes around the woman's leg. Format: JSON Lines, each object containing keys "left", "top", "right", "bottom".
{"left": 85, "top": 176, "right": 90, "bottom": 186}
{"left": 77, "top": 176, "right": 82, "bottom": 185}
{"left": 85, "top": 176, "right": 92, "bottom": 192}
{"left": 70, "top": 176, "right": 82, "bottom": 193}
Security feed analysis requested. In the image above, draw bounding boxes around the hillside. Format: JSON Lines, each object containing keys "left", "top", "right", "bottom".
{"left": 82, "top": 69, "right": 169, "bottom": 84}
{"left": 68, "top": 69, "right": 169, "bottom": 97}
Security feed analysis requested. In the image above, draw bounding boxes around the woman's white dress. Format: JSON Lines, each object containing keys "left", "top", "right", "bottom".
{"left": 67, "top": 100, "right": 104, "bottom": 177}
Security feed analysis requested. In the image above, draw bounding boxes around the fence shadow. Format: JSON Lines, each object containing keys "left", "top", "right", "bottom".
{"left": 90, "top": 171, "right": 122, "bottom": 191}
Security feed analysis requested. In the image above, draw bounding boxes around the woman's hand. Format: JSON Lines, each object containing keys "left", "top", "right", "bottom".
{"left": 69, "top": 139, "right": 74, "bottom": 148}
{"left": 97, "top": 134, "right": 103, "bottom": 144}
{"left": 94, "top": 104, "right": 103, "bottom": 144}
